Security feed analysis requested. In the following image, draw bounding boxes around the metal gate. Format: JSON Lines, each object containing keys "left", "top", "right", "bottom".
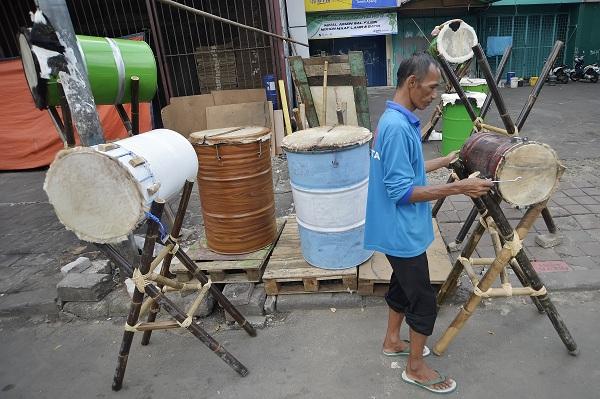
{"left": 483, "top": 13, "right": 570, "bottom": 78}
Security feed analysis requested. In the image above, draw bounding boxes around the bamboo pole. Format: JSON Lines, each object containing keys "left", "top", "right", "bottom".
{"left": 114, "top": 104, "right": 133, "bottom": 136}
{"left": 57, "top": 81, "right": 76, "bottom": 147}
{"left": 279, "top": 80, "right": 292, "bottom": 136}
{"left": 322, "top": 60, "right": 328, "bottom": 126}
{"left": 141, "top": 180, "right": 194, "bottom": 346}
{"left": 112, "top": 199, "right": 165, "bottom": 391}
{"left": 156, "top": 0, "right": 309, "bottom": 47}
{"left": 131, "top": 76, "right": 140, "bottom": 135}
{"left": 472, "top": 44, "right": 516, "bottom": 135}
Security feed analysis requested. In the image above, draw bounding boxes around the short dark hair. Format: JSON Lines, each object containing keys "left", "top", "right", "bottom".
{"left": 396, "top": 52, "right": 439, "bottom": 88}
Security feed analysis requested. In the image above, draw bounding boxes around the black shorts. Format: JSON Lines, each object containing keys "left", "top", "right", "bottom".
{"left": 385, "top": 252, "right": 437, "bottom": 336}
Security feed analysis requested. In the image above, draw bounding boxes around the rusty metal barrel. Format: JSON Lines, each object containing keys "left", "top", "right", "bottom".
{"left": 189, "top": 126, "right": 277, "bottom": 254}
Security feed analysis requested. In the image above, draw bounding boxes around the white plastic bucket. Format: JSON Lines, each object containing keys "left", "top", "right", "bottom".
{"left": 510, "top": 77, "right": 519, "bottom": 88}
{"left": 44, "top": 129, "right": 198, "bottom": 243}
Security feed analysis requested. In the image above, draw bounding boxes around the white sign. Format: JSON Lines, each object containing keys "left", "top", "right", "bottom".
{"left": 307, "top": 12, "right": 398, "bottom": 40}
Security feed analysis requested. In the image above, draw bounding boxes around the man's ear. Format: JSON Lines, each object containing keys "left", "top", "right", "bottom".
{"left": 407, "top": 75, "right": 417, "bottom": 88}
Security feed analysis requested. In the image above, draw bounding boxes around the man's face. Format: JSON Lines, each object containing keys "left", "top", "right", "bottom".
{"left": 409, "top": 65, "right": 441, "bottom": 110}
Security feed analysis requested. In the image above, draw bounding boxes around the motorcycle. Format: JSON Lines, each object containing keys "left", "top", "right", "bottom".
{"left": 568, "top": 56, "right": 599, "bottom": 83}
{"left": 550, "top": 63, "right": 569, "bottom": 84}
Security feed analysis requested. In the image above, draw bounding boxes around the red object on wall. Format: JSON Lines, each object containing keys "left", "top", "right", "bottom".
{"left": 0, "top": 58, "right": 152, "bottom": 170}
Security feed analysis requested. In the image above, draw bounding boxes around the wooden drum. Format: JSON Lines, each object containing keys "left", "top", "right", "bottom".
{"left": 189, "top": 127, "right": 277, "bottom": 254}
{"left": 460, "top": 132, "right": 561, "bottom": 207}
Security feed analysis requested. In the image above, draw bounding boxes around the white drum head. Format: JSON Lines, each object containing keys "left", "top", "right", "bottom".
{"left": 437, "top": 20, "right": 478, "bottom": 64}
{"left": 496, "top": 143, "right": 560, "bottom": 207}
{"left": 281, "top": 125, "right": 372, "bottom": 152}
{"left": 44, "top": 148, "right": 146, "bottom": 243}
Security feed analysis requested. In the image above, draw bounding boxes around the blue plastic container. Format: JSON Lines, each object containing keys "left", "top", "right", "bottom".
{"left": 262, "top": 74, "right": 278, "bottom": 109}
{"left": 282, "top": 126, "right": 374, "bottom": 269}
{"left": 506, "top": 71, "right": 516, "bottom": 84}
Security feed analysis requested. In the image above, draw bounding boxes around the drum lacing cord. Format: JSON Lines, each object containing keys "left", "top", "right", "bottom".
{"left": 167, "top": 235, "right": 180, "bottom": 255}
{"left": 132, "top": 268, "right": 152, "bottom": 293}
{"left": 144, "top": 211, "right": 167, "bottom": 241}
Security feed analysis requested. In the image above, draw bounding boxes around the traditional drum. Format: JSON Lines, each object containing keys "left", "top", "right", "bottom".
{"left": 460, "top": 132, "right": 561, "bottom": 207}
{"left": 428, "top": 19, "right": 478, "bottom": 64}
{"left": 44, "top": 129, "right": 198, "bottom": 243}
{"left": 18, "top": 31, "right": 157, "bottom": 109}
{"left": 282, "top": 125, "right": 373, "bottom": 269}
{"left": 189, "top": 127, "right": 277, "bottom": 254}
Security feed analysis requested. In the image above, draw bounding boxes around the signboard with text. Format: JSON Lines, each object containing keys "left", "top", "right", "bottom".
{"left": 307, "top": 12, "right": 398, "bottom": 39}
{"left": 305, "top": 0, "right": 397, "bottom": 12}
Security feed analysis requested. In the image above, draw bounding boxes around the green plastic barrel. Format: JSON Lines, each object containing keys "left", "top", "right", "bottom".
{"left": 47, "top": 35, "right": 157, "bottom": 106}
{"left": 441, "top": 92, "right": 485, "bottom": 155}
{"left": 460, "top": 78, "right": 489, "bottom": 94}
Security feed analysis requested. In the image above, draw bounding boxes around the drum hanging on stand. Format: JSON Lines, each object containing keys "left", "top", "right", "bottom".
{"left": 460, "top": 132, "right": 562, "bottom": 207}
{"left": 18, "top": 31, "right": 157, "bottom": 109}
{"left": 44, "top": 129, "right": 198, "bottom": 243}
{"left": 189, "top": 127, "right": 277, "bottom": 255}
{"left": 428, "top": 19, "right": 478, "bottom": 64}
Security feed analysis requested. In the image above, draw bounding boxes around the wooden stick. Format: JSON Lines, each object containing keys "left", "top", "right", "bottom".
{"left": 131, "top": 76, "right": 140, "bottom": 135}
{"left": 322, "top": 60, "right": 328, "bottom": 126}
{"left": 141, "top": 180, "right": 194, "bottom": 346}
{"left": 114, "top": 104, "right": 133, "bottom": 136}
{"left": 112, "top": 199, "right": 165, "bottom": 391}
{"left": 292, "top": 107, "right": 303, "bottom": 131}
{"left": 157, "top": 0, "right": 309, "bottom": 47}
{"left": 278, "top": 80, "right": 292, "bottom": 136}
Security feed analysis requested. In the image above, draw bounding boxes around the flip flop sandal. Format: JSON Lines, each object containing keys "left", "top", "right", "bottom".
{"left": 401, "top": 370, "right": 457, "bottom": 394}
{"left": 382, "top": 340, "right": 431, "bottom": 357}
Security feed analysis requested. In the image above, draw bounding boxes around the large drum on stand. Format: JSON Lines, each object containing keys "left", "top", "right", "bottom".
{"left": 44, "top": 129, "right": 198, "bottom": 243}
{"left": 18, "top": 32, "right": 157, "bottom": 108}
{"left": 460, "top": 132, "right": 562, "bottom": 207}
{"left": 189, "top": 127, "right": 277, "bottom": 254}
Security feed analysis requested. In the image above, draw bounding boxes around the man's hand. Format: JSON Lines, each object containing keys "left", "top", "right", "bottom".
{"left": 455, "top": 177, "right": 493, "bottom": 198}
{"left": 443, "top": 150, "right": 460, "bottom": 168}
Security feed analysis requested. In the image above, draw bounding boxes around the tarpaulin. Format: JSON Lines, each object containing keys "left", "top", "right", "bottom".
{"left": 0, "top": 58, "right": 152, "bottom": 170}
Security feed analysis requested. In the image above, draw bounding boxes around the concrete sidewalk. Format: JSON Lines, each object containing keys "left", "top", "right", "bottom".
{"left": 0, "top": 290, "right": 597, "bottom": 399}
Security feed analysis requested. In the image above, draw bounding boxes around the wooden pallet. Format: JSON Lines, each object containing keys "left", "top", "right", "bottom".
{"left": 170, "top": 219, "right": 286, "bottom": 283}
{"left": 357, "top": 219, "right": 453, "bottom": 296}
{"left": 262, "top": 218, "right": 360, "bottom": 295}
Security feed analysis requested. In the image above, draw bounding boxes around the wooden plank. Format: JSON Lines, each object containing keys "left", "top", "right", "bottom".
{"left": 161, "top": 94, "right": 215, "bottom": 138}
{"left": 310, "top": 86, "right": 358, "bottom": 126}
{"left": 278, "top": 80, "right": 292, "bottom": 135}
{"left": 357, "top": 219, "right": 453, "bottom": 295}
{"left": 268, "top": 101, "right": 276, "bottom": 156}
{"left": 205, "top": 101, "right": 270, "bottom": 129}
{"left": 136, "top": 320, "right": 180, "bottom": 331}
{"left": 348, "top": 51, "right": 371, "bottom": 131}
{"left": 264, "top": 275, "right": 357, "bottom": 295}
{"left": 211, "top": 88, "right": 266, "bottom": 105}
{"left": 302, "top": 55, "right": 349, "bottom": 65}
{"left": 307, "top": 75, "right": 367, "bottom": 87}
{"left": 305, "top": 63, "right": 351, "bottom": 77}
{"left": 289, "top": 56, "right": 320, "bottom": 128}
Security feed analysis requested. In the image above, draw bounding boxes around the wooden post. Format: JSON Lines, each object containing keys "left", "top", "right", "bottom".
{"left": 112, "top": 199, "right": 165, "bottom": 391}
{"left": 289, "top": 56, "right": 319, "bottom": 128}
{"left": 115, "top": 104, "right": 133, "bottom": 136}
{"left": 322, "top": 60, "right": 328, "bottom": 126}
{"left": 348, "top": 51, "right": 371, "bottom": 131}
{"left": 278, "top": 79, "right": 292, "bottom": 135}
{"left": 131, "top": 76, "right": 140, "bottom": 135}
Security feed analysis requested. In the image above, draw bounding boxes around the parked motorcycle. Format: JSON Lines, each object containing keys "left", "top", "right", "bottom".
{"left": 568, "top": 56, "right": 599, "bottom": 83}
{"left": 550, "top": 64, "right": 569, "bottom": 84}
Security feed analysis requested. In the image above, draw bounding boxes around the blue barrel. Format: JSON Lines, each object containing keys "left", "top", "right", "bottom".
{"left": 262, "top": 74, "right": 278, "bottom": 109}
{"left": 506, "top": 71, "right": 516, "bottom": 84}
{"left": 282, "top": 126, "right": 374, "bottom": 269}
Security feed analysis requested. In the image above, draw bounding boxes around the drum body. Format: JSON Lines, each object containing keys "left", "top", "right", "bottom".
{"left": 44, "top": 129, "right": 198, "bottom": 243}
{"left": 189, "top": 127, "right": 277, "bottom": 254}
{"left": 282, "top": 126, "right": 374, "bottom": 270}
{"left": 460, "top": 133, "right": 561, "bottom": 207}
{"left": 19, "top": 32, "right": 157, "bottom": 109}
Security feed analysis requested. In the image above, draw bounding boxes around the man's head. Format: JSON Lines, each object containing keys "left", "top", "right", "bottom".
{"left": 395, "top": 52, "right": 441, "bottom": 110}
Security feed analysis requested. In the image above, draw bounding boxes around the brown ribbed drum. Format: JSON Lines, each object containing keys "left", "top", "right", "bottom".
{"left": 189, "top": 126, "right": 276, "bottom": 254}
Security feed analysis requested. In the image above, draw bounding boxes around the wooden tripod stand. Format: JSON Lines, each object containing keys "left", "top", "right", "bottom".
{"left": 429, "top": 42, "right": 578, "bottom": 356}
{"left": 99, "top": 180, "right": 256, "bottom": 391}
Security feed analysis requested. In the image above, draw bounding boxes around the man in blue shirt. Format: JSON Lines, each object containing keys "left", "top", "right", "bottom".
{"left": 364, "top": 53, "right": 492, "bottom": 394}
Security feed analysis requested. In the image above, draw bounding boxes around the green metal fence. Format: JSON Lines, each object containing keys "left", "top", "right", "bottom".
{"left": 483, "top": 13, "right": 570, "bottom": 78}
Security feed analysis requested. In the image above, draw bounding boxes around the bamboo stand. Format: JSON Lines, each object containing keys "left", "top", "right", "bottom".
{"left": 99, "top": 180, "right": 257, "bottom": 391}
{"left": 432, "top": 43, "right": 564, "bottom": 249}
{"left": 430, "top": 43, "right": 578, "bottom": 357}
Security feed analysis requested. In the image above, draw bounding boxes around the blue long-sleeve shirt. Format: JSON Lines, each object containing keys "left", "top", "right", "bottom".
{"left": 363, "top": 101, "right": 434, "bottom": 257}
